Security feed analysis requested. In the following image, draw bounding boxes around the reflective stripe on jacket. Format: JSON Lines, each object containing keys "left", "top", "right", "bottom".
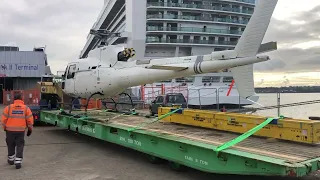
{"left": 1, "top": 100, "right": 34, "bottom": 132}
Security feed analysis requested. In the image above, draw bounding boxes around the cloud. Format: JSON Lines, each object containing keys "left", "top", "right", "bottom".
{"left": 260, "top": 47, "right": 320, "bottom": 72}
{"left": 259, "top": 5, "right": 320, "bottom": 73}
{"left": 253, "top": 58, "right": 286, "bottom": 72}
{"left": 0, "top": 0, "right": 103, "bottom": 72}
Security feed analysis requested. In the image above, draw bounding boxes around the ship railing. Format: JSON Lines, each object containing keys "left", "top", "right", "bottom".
{"left": 139, "top": 84, "right": 246, "bottom": 110}
{"left": 187, "top": 86, "right": 242, "bottom": 111}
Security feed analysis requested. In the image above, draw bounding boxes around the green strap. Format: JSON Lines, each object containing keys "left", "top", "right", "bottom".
{"left": 214, "top": 117, "right": 275, "bottom": 153}
{"left": 127, "top": 108, "right": 182, "bottom": 133}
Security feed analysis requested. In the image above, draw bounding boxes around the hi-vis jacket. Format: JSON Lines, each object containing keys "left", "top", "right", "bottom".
{"left": 1, "top": 100, "right": 34, "bottom": 132}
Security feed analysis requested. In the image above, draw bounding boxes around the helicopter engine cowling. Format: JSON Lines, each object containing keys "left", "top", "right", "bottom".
{"left": 118, "top": 48, "right": 136, "bottom": 61}
{"left": 118, "top": 48, "right": 136, "bottom": 62}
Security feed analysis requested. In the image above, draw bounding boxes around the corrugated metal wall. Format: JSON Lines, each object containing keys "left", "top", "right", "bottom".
{"left": 0, "top": 51, "right": 47, "bottom": 77}
{"left": 13, "top": 78, "right": 40, "bottom": 90}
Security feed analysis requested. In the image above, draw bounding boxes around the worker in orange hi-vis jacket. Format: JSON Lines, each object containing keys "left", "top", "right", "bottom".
{"left": 1, "top": 93, "right": 34, "bottom": 169}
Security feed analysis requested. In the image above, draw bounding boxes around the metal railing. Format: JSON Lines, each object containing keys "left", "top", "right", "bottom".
{"left": 234, "top": 0, "right": 256, "bottom": 4}
{"left": 147, "top": 14, "right": 249, "bottom": 25}
{"left": 133, "top": 85, "right": 248, "bottom": 111}
{"left": 146, "top": 38, "right": 237, "bottom": 46}
{"left": 146, "top": 26, "right": 242, "bottom": 35}
{"left": 187, "top": 86, "right": 243, "bottom": 111}
{"left": 147, "top": 2, "right": 254, "bottom": 15}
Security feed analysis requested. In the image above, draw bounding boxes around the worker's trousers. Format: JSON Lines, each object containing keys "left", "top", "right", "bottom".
{"left": 6, "top": 131, "right": 25, "bottom": 165}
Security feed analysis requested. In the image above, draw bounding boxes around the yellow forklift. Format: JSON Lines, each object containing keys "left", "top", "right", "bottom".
{"left": 36, "top": 74, "right": 71, "bottom": 109}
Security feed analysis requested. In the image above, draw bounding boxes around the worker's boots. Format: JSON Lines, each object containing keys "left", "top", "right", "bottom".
{"left": 7, "top": 160, "right": 14, "bottom": 165}
{"left": 15, "top": 163, "right": 21, "bottom": 169}
{"left": 7, "top": 155, "right": 15, "bottom": 165}
{"left": 7, "top": 159, "right": 22, "bottom": 169}
{"left": 15, "top": 157, "right": 22, "bottom": 169}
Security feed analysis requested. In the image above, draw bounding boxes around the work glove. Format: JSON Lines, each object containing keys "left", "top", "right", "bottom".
{"left": 27, "top": 128, "right": 32, "bottom": 137}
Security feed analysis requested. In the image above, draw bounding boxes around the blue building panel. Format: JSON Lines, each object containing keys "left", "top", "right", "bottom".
{"left": 0, "top": 51, "right": 47, "bottom": 78}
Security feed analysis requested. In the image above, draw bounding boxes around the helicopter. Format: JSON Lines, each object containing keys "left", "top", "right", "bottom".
{"left": 60, "top": 0, "right": 278, "bottom": 112}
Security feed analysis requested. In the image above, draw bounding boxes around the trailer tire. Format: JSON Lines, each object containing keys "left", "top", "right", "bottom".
{"left": 146, "top": 155, "right": 165, "bottom": 164}
{"left": 168, "top": 161, "right": 186, "bottom": 172}
{"left": 149, "top": 109, "right": 155, "bottom": 116}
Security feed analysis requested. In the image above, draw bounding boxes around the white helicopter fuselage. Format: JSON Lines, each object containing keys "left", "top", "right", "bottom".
{"left": 62, "top": 45, "right": 268, "bottom": 99}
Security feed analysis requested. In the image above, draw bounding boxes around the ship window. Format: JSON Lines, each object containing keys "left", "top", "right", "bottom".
{"left": 223, "top": 77, "right": 234, "bottom": 83}
{"left": 175, "top": 77, "right": 194, "bottom": 83}
{"left": 91, "top": 66, "right": 97, "bottom": 69}
{"left": 202, "top": 76, "right": 220, "bottom": 83}
{"left": 160, "top": 79, "right": 172, "bottom": 83}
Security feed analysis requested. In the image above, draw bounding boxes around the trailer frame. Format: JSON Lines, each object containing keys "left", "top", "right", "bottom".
{"left": 39, "top": 110, "right": 320, "bottom": 177}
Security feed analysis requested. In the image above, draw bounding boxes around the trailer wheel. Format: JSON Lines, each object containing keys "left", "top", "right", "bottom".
{"left": 168, "top": 161, "right": 186, "bottom": 172}
{"left": 149, "top": 108, "right": 155, "bottom": 116}
{"left": 147, "top": 155, "right": 164, "bottom": 164}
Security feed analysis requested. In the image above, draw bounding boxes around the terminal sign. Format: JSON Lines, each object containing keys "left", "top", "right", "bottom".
{"left": 0, "top": 64, "right": 38, "bottom": 71}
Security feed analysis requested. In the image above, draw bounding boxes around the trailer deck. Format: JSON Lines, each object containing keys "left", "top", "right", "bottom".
{"left": 40, "top": 109, "right": 320, "bottom": 177}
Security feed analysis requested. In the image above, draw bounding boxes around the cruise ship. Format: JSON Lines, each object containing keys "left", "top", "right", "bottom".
{"left": 79, "top": 0, "right": 258, "bottom": 108}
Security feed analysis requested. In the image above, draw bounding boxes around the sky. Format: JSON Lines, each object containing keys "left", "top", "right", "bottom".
{"left": 0, "top": 0, "right": 319, "bottom": 87}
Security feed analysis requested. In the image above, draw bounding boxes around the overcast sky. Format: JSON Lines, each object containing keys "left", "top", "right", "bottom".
{"left": 0, "top": 0, "right": 319, "bottom": 87}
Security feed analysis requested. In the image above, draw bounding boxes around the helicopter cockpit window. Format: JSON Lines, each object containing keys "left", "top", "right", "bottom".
{"left": 61, "top": 66, "right": 67, "bottom": 80}
{"left": 67, "top": 64, "right": 77, "bottom": 79}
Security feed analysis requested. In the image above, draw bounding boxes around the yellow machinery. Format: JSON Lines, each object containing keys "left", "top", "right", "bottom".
{"left": 36, "top": 74, "right": 70, "bottom": 108}
{"left": 158, "top": 107, "right": 320, "bottom": 145}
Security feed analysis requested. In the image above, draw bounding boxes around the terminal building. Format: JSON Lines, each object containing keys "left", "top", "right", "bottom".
{"left": 0, "top": 45, "right": 52, "bottom": 103}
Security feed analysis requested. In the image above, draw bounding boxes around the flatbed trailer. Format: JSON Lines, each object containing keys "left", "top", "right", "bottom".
{"left": 40, "top": 109, "right": 320, "bottom": 177}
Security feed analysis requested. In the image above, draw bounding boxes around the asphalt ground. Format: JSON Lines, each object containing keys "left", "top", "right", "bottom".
{"left": 0, "top": 106, "right": 319, "bottom": 180}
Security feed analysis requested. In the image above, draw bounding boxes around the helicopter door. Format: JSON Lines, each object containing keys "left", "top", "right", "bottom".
{"left": 65, "top": 63, "right": 78, "bottom": 95}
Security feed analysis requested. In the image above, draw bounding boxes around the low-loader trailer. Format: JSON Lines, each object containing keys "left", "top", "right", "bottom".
{"left": 40, "top": 107, "right": 320, "bottom": 178}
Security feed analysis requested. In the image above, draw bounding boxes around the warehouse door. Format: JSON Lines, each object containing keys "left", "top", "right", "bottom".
{"left": 0, "top": 77, "right": 13, "bottom": 104}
